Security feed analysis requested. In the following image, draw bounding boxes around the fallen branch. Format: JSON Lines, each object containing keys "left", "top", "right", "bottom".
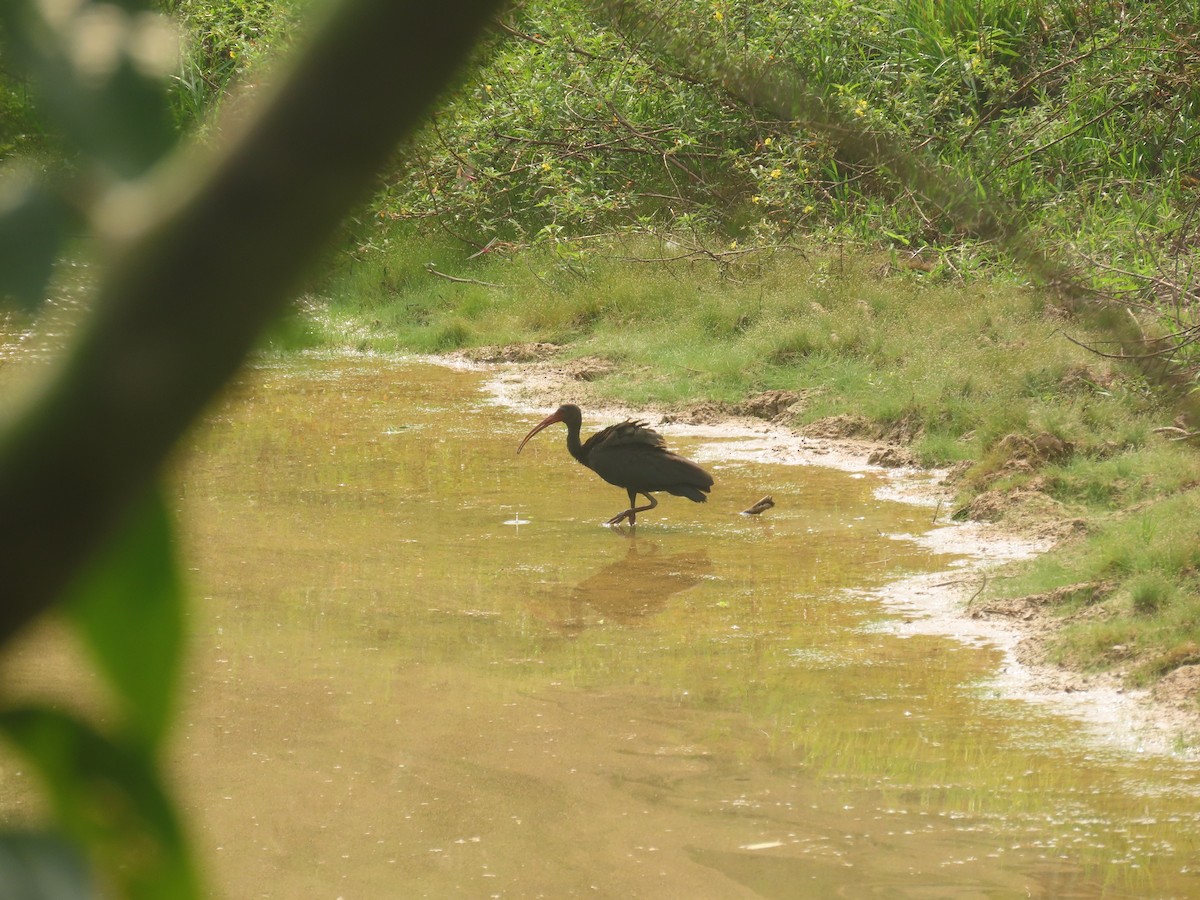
{"left": 425, "top": 262, "right": 507, "bottom": 288}
{"left": 1153, "top": 426, "right": 1200, "bottom": 442}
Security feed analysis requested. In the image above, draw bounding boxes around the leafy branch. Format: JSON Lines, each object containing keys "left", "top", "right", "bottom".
{"left": 0, "top": 0, "right": 502, "bottom": 893}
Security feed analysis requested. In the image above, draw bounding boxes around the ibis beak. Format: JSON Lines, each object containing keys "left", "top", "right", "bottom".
{"left": 516, "top": 409, "right": 565, "bottom": 454}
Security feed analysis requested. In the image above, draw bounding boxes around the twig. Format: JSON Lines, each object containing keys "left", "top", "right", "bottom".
{"left": 1153, "top": 426, "right": 1200, "bottom": 442}
{"left": 740, "top": 495, "right": 775, "bottom": 516}
{"left": 1061, "top": 330, "right": 1185, "bottom": 362}
{"left": 467, "top": 237, "right": 501, "bottom": 259}
{"left": 425, "top": 263, "right": 506, "bottom": 288}
{"left": 967, "top": 575, "right": 989, "bottom": 606}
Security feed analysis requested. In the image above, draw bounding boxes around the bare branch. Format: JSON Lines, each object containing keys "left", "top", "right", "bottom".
{"left": 425, "top": 263, "right": 507, "bottom": 287}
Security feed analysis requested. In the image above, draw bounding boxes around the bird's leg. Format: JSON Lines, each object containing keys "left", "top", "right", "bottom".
{"left": 606, "top": 491, "right": 657, "bottom": 527}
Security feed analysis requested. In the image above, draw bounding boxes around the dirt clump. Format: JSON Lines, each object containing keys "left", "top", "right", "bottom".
{"left": 997, "top": 431, "right": 1074, "bottom": 464}
{"left": 868, "top": 446, "right": 920, "bottom": 468}
{"left": 1153, "top": 664, "right": 1200, "bottom": 711}
{"left": 559, "top": 356, "right": 616, "bottom": 382}
{"left": 664, "top": 401, "right": 734, "bottom": 426}
{"left": 941, "top": 460, "right": 974, "bottom": 483}
{"left": 667, "top": 390, "right": 812, "bottom": 426}
{"left": 881, "top": 413, "right": 925, "bottom": 444}
{"left": 971, "top": 581, "right": 1114, "bottom": 622}
{"left": 961, "top": 431, "right": 1076, "bottom": 492}
{"left": 1059, "top": 364, "right": 1117, "bottom": 394}
{"left": 1028, "top": 516, "right": 1088, "bottom": 544}
{"left": 735, "top": 390, "right": 806, "bottom": 421}
{"left": 461, "top": 342, "right": 562, "bottom": 363}
{"left": 800, "top": 414, "right": 874, "bottom": 440}
{"left": 956, "top": 486, "right": 1065, "bottom": 527}
{"left": 798, "top": 411, "right": 923, "bottom": 446}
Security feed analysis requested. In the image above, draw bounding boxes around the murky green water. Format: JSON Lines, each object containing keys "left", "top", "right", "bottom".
{"left": 5, "top": 356, "right": 1200, "bottom": 897}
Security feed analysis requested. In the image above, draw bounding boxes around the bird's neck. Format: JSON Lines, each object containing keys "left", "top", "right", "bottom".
{"left": 565, "top": 424, "right": 587, "bottom": 465}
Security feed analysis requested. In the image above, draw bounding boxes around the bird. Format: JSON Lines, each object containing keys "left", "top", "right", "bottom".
{"left": 516, "top": 403, "right": 714, "bottom": 526}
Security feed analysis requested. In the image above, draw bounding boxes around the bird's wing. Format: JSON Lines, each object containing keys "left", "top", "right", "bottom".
{"left": 584, "top": 420, "right": 666, "bottom": 454}
{"left": 587, "top": 436, "right": 714, "bottom": 495}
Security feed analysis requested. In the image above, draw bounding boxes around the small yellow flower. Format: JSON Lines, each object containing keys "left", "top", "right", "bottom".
{"left": 770, "top": 168, "right": 782, "bottom": 179}
{"left": 713, "top": 9, "right": 724, "bottom": 22}
{"left": 764, "top": 137, "right": 773, "bottom": 147}
{"left": 855, "top": 99, "right": 868, "bottom": 116}
{"left": 729, "top": 240, "right": 738, "bottom": 249}
{"left": 803, "top": 205, "right": 815, "bottom": 214}
{"left": 751, "top": 195, "right": 761, "bottom": 204}
{"left": 541, "top": 162, "right": 551, "bottom": 171}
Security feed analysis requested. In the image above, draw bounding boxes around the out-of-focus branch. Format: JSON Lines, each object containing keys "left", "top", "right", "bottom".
{"left": 0, "top": 0, "right": 505, "bottom": 644}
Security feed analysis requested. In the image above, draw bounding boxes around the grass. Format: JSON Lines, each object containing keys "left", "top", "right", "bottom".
{"left": 314, "top": 227, "right": 1166, "bottom": 465}
{"left": 991, "top": 489, "right": 1200, "bottom": 689}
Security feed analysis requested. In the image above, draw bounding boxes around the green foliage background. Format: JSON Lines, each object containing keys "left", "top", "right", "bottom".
{"left": 365, "top": 0, "right": 1200, "bottom": 271}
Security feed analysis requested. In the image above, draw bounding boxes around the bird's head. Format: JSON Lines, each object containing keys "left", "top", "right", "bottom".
{"left": 516, "top": 404, "right": 581, "bottom": 454}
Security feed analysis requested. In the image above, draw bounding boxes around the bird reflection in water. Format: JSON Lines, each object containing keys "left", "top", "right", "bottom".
{"left": 532, "top": 542, "right": 714, "bottom": 635}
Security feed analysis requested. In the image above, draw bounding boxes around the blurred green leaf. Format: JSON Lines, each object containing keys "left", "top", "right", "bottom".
{"left": 0, "top": 0, "right": 177, "bottom": 178}
{"left": 63, "top": 488, "right": 183, "bottom": 748}
{"left": 0, "top": 173, "right": 64, "bottom": 313}
{"left": 0, "top": 831, "right": 92, "bottom": 900}
{"left": 0, "top": 708, "right": 199, "bottom": 900}
{"left": 260, "top": 304, "right": 321, "bottom": 353}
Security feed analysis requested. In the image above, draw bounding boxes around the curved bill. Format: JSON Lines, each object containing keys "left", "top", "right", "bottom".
{"left": 516, "top": 409, "right": 565, "bottom": 454}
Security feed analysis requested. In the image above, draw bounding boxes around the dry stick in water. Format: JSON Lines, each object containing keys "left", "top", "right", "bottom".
{"left": 741, "top": 496, "right": 776, "bottom": 516}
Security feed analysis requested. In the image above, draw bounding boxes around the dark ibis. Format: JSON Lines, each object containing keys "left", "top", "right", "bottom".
{"left": 516, "top": 404, "right": 714, "bottom": 526}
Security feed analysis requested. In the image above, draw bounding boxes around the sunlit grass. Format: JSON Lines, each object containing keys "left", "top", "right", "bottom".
{"left": 315, "top": 230, "right": 1172, "bottom": 470}
{"left": 991, "top": 489, "right": 1200, "bottom": 686}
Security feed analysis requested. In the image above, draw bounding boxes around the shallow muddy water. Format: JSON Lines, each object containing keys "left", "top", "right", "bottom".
{"left": 4, "top": 356, "right": 1200, "bottom": 898}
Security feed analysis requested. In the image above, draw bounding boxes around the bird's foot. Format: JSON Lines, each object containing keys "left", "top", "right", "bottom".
{"left": 606, "top": 509, "right": 636, "bottom": 527}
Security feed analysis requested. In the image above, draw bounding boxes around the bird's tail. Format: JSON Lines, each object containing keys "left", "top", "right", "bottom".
{"left": 669, "top": 484, "right": 711, "bottom": 503}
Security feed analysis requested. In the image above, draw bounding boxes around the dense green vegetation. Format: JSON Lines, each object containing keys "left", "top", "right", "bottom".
{"left": 372, "top": 0, "right": 1200, "bottom": 283}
